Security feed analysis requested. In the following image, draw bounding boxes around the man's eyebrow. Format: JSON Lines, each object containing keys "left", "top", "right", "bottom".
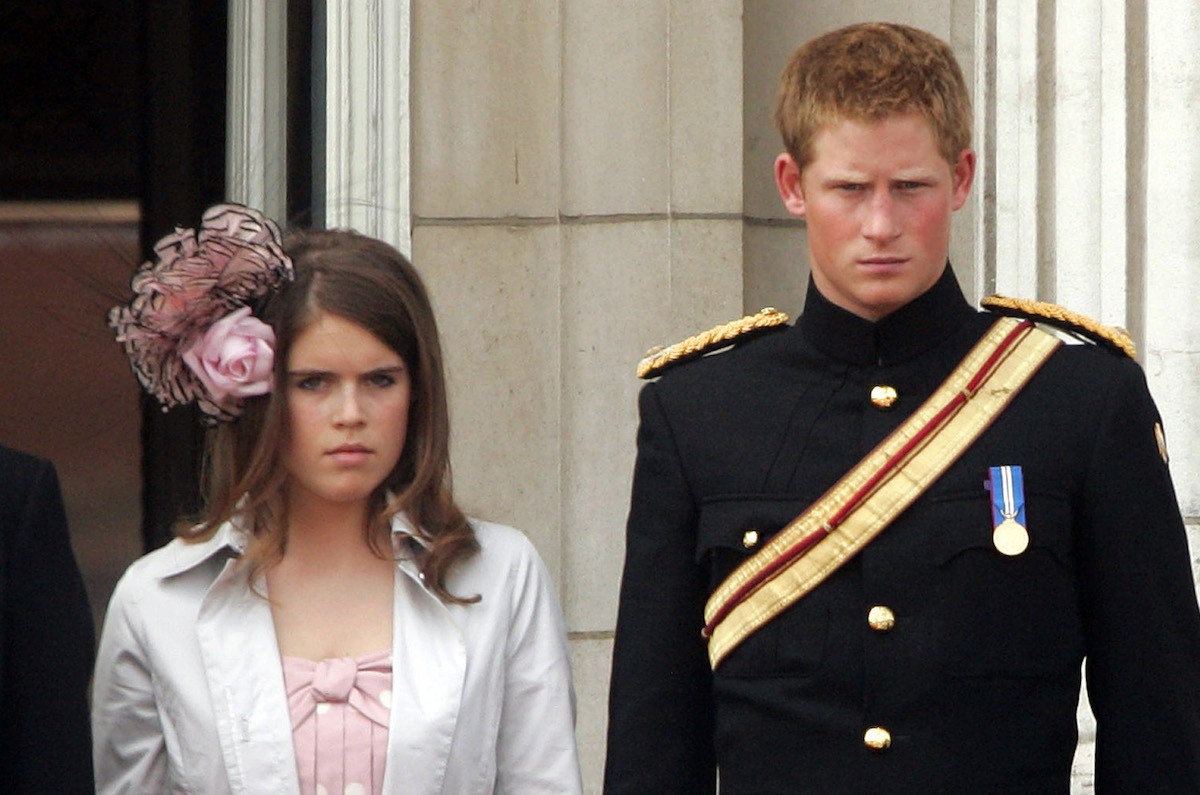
{"left": 818, "top": 175, "right": 867, "bottom": 187}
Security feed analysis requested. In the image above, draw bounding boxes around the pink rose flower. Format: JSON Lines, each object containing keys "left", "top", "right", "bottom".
{"left": 181, "top": 307, "right": 276, "bottom": 405}
{"left": 108, "top": 203, "right": 293, "bottom": 422}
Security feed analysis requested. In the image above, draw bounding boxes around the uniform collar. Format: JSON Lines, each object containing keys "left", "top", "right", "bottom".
{"left": 798, "top": 264, "right": 976, "bottom": 366}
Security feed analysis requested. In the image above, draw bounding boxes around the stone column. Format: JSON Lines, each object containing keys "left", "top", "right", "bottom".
{"left": 322, "top": 1, "right": 411, "bottom": 251}
{"left": 982, "top": 0, "right": 1200, "bottom": 572}
{"left": 1145, "top": 0, "right": 1200, "bottom": 537}
{"left": 226, "top": 0, "right": 288, "bottom": 221}
{"left": 980, "top": 2, "right": 1200, "bottom": 790}
{"left": 985, "top": 0, "right": 1132, "bottom": 322}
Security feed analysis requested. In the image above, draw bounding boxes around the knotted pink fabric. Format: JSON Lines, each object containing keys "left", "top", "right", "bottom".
{"left": 283, "top": 650, "right": 392, "bottom": 795}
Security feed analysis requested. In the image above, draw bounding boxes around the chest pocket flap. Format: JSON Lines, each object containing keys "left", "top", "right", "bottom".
{"left": 696, "top": 494, "right": 813, "bottom": 564}
{"left": 696, "top": 494, "right": 830, "bottom": 678}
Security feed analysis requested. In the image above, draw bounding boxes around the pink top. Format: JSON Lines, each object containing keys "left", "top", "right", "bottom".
{"left": 282, "top": 650, "right": 393, "bottom": 795}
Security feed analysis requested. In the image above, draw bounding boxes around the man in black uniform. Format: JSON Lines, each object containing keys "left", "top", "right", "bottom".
{"left": 605, "top": 22, "right": 1200, "bottom": 793}
{"left": 0, "top": 444, "right": 94, "bottom": 791}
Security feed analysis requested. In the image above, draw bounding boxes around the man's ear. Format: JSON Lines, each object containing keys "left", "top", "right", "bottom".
{"left": 775, "top": 153, "right": 807, "bottom": 218}
{"left": 950, "top": 148, "right": 976, "bottom": 211}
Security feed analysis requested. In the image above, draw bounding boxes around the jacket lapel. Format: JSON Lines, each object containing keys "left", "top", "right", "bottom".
{"left": 381, "top": 518, "right": 468, "bottom": 794}
{"left": 194, "top": 548, "right": 301, "bottom": 793}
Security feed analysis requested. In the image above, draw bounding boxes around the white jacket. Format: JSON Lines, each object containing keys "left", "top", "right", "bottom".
{"left": 92, "top": 514, "right": 582, "bottom": 794}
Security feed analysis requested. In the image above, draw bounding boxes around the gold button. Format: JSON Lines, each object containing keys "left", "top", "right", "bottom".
{"left": 870, "top": 385, "right": 899, "bottom": 409}
{"left": 742, "top": 530, "right": 759, "bottom": 549}
{"left": 863, "top": 726, "right": 892, "bottom": 751}
{"left": 867, "top": 605, "right": 895, "bottom": 632}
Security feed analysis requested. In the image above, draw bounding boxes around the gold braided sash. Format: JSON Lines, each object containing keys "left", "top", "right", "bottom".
{"left": 703, "top": 317, "right": 1061, "bottom": 669}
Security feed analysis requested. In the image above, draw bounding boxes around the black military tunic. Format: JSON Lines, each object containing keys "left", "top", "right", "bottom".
{"left": 605, "top": 268, "right": 1200, "bottom": 793}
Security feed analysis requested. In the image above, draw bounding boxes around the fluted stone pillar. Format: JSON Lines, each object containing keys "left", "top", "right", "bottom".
{"left": 226, "top": 0, "right": 288, "bottom": 221}
{"left": 323, "top": 1, "right": 411, "bottom": 250}
{"left": 980, "top": 1, "right": 1200, "bottom": 789}
{"left": 1145, "top": 0, "right": 1200, "bottom": 524}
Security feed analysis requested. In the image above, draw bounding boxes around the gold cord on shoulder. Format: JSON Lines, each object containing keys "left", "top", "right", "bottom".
{"left": 636, "top": 308, "right": 790, "bottom": 379}
{"left": 981, "top": 295, "right": 1136, "bottom": 358}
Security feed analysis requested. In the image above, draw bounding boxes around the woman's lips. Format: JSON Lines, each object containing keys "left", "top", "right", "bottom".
{"left": 327, "top": 444, "right": 371, "bottom": 464}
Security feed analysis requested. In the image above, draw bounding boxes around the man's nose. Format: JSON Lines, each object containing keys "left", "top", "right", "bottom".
{"left": 862, "top": 190, "right": 901, "bottom": 242}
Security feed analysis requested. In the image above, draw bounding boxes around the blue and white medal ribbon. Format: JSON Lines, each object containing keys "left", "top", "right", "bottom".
{"left": 987, "top": 465, "right": 1029, "bottom": 556}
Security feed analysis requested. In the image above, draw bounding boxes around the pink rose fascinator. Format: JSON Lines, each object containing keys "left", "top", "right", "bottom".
{"left": 108, "top": 203, "right": 293, "bottom": 423}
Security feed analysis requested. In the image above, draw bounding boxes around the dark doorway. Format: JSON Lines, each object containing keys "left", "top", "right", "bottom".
{"left": 137, "top": 0, "right": 230, "bottom": 551}
{"left": 0, "top": 0, "right": 231, "bottom": 628}
{"left": 1, "top": 2, "right": 315, "bottom": 628}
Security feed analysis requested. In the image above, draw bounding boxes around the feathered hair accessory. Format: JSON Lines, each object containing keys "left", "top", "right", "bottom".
{"left": 108, "top": 203, "right": 294, "bottom": 423}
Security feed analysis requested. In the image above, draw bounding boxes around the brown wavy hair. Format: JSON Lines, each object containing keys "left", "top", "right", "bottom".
{"left": 181, "top": 228, "right": 479, "bottom": 604}
{"left": 775, "top": 22, "right": 972, "bottom": 173}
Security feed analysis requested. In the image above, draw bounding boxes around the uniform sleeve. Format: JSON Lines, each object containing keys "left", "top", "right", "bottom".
{"left": 92, "top": 569, "right": 169, "bottom": 794}
{"left": 604, "top": 383, "right": 716, "bottom": 794}
{"left": 494, "top": 536, "right": 583, "bottom": 794}
{"left": 1, "top": 458, "right": 94, "bottom": 792}
{"left": 1076, "top": 358, "right": 1200, "bottom": 788}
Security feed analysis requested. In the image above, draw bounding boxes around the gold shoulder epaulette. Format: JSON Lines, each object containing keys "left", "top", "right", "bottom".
{"left": 981, "top": 295, "right": 1136, "bottom": 358}
{"left": 636, "top": 308, "right": 790, "bottom": 379}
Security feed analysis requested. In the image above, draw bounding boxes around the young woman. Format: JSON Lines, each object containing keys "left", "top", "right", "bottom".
{"left": 94, "top": 205, "right": 582, "bottom": 794}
